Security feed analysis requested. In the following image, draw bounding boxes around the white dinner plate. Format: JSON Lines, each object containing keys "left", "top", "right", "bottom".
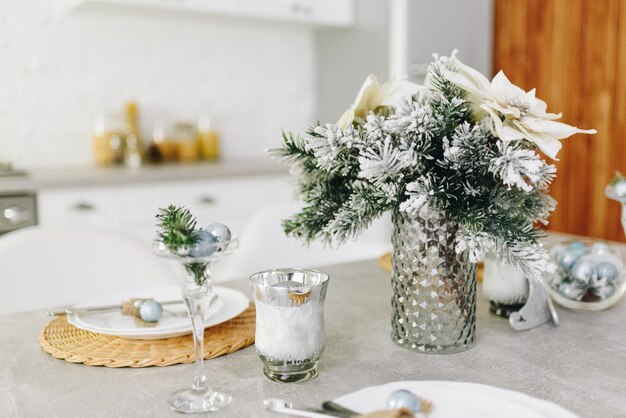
{"left": 67, "top": 284, "right": 249, "bottom": 339}
{"left": 334, "top": 381, "right": 579, "bottom": 418}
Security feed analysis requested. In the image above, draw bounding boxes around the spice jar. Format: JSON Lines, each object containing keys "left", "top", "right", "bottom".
{"left": 197, "top": 117, "right": 220, "bottom": 161}
{"left": 173, "top": 122, "right": 199, "bottom": 163}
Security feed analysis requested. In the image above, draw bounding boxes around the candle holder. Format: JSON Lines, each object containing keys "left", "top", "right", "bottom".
{"left": 154, "top": 239, "right": 238, "bottom": 413}
{"left": 249, "top": 268, "right": 329, "bottom": 383}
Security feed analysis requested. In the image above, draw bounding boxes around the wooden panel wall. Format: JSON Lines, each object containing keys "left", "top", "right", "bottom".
{"left": 494, "top": 0, "right": 626, "bottom": 241}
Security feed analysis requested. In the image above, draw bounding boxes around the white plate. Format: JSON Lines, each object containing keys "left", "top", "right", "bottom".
{"left": 334, "top": 381, "right": 579, "bottom": 418}
{"left": 67, "top": 285, "right": 249, "bottom": 339}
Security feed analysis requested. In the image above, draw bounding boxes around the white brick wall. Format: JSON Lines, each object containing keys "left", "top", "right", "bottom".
{"left": 0, "top": 2, "right": 316, "bottom": 168}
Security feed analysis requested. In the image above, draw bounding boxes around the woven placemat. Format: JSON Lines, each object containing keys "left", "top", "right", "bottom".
{"left": 39, "top": 304, "right": 255, "bottom": 368}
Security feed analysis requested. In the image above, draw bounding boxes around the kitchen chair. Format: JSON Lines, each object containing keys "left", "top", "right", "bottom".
{"left": 0, "top": 226, "right": 176, "bottom": 315}
{"left": 214, "top": 203, "right": 392, "bottom": 280}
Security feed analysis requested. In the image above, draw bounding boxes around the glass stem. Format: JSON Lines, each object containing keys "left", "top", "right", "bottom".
{"left": 182, "top": 264, "right": 213, "bottom": 393}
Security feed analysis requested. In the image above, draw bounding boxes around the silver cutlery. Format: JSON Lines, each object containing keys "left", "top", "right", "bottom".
{"left": 46, "top": 293, "right": 219, "bottom": 317}
{"left": 321, "top": 401, "right": 358, "bottom": 417}
{"left": 264, "top": 398, "right": 344, "bottom": 418}
{"left": 46, "top": 299, "right": 184, "bottom": 317}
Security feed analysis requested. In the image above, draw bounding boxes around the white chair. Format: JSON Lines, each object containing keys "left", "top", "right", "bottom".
{"left": 0, "top": 226, "right": 176, "bottom": 315}
{"left": 214, "top": 203, "right": 392, "bottom": 281}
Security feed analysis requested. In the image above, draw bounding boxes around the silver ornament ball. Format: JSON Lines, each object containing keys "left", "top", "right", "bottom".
{"left": 571, "top": 259, "right": 595, "bottom": 284}
{"left": 139, "top": 299, "right": 163, "bottom": 322}
{"left": 595, "top": 262, "right": 618, "bottom": 283}
{"left": 559, "top": 252, "right": 580, "bottom": 271}
{"left": 205, "top": 222, "right": 232, "bottom": 243}
{"left": 557, "top": 281, "right": 587, "bottom": 301}
{"left": 189, "top": 230, "right": 218, "bottom": 257}
{"left": 386, "top": 389, "right": 421, "bottom": 413}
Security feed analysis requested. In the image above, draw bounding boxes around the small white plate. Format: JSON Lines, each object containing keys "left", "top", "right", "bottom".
{"left": 68, "top": 285, "right": 249, "bottom": 340}
{"left": 334, "top": 381, "right": 579, "bottom": 418}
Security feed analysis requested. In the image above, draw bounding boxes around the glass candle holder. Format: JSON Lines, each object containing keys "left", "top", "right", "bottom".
{"left": 249, "top": 269, "right": 329, "bottom": 383}
{"left": 154, "top": 238, "right": 238, "bottom": 413}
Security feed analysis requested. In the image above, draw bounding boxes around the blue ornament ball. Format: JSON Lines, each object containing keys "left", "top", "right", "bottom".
{"left": 139, "top": 299, "right": 163, "bottom": 322}
{"left": 386, "top": 389, "right": 421, "bottom": 413}
{"left": 567, "top": 241, "right": 587, "bottom": 255}
{"left": 206, "top": 222, "right": 232, "bottom": 243}
{"left": 595, "top": 262, "right": 618, "bottom": 283}
{"left": 189, "top": 230, "right": 218, "bottom": 257}
{"left": 571, "top": 260, "right": 595, "bottom": 284}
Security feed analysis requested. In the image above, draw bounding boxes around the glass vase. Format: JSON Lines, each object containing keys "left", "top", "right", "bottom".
{"left": 154, "top": 239, "right": 238, "bottom": 413}
{"left": 391, "top": 209, "right": 476, "bottom": 354}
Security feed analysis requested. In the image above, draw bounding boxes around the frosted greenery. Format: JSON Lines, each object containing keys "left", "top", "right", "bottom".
{"left": 269, "top": 53, "right": 559, "bottom": 279}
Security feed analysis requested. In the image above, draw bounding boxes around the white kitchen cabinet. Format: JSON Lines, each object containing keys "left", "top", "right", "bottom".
{"left": 37, "top": 174, "right": 293, "bottom": 245}
{"left": 38, "top": 186, "right": 120, "bottom": 229}
{"left": 66, "top": 0, "right": 355, "bottom": 28}
{"left": 35, "top": 173, "right": 391, "bottom": 281}
{"left": 118, "top": 174, "right": 293, "bottom": 242}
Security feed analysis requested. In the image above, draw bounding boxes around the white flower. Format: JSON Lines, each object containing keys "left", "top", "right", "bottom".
{"left": 338, "top": 74, "right": 423, "bottom": 130}
{"left": 442, "top": 60, "right": 596, "bottom": 159}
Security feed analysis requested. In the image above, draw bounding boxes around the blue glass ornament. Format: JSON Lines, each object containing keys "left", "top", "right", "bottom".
{"left": 139, "top": 299, "right": 163, "bottom": 322}
{"left": 386, "top": 389, "right": 421, "bottom": 413}
{"left": 595, "top": 262, "right": 618, "bottom": 283}
{"left": 571, "top": 259, "right": 594, "bottom": 284}
{"left": 206, "top": 222, "right": 232, "bottom": 243}
{"left": 567, "top": 241, "right": 587, "bottom": 255}
{"left": 189, "top": 230, "right": 218, "bottom": 257}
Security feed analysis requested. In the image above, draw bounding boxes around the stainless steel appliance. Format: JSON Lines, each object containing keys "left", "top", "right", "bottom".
{"left": 0, "top": 193, "right": 37, "bottom": 234}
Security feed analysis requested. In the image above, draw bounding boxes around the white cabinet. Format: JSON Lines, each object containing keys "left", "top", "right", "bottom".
{"left": 66, "top": 0, "right": 355, "bottom": 28}
{"left": 37, "top": 174, "right": 293, "bottom": 245}
{"left": 36, "top": 173, "right": 392, "bottom": 281}
{"left": 38, "top": 187, "right": 120, "bottom": 229}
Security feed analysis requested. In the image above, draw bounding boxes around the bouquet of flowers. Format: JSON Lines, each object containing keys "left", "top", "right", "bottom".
{"left": 270, "top": 51, "right": 595, "bottom": 280}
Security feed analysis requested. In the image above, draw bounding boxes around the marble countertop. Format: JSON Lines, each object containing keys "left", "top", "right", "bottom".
{"left": 1, "top": 239, "right": 626, "bottom": 417}
{"left": 0, "top": 158, "right": 288, "bottom": 193}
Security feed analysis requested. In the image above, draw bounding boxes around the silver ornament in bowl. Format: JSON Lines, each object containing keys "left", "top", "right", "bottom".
{"left": 206, "top": 222, "right": 232, "bottom": 243}
{"left": 571, "top": 259, "right": 595, "bottom": 284}
{"left": 547, "top": 240, "right": 626, "bottom": 310}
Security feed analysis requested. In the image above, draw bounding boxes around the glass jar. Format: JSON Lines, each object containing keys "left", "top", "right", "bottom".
{"left": 173, "top": 122, "right": 199, "bottom": 163}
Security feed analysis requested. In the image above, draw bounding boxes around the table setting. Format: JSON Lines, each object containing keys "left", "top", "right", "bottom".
{"left": 3, "top": 51, "right": 626, "bottom": 418}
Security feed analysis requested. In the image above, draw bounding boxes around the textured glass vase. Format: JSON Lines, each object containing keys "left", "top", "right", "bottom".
{"left": 391, "top": 209, "right": 477, "bottom": 354}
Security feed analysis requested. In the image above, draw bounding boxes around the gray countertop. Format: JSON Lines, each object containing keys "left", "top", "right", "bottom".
{"left": 0, "top": 159, "right": 288, "bottom": 193}
{"left": 1, "top": 246, "right": 626, "bottom": 417}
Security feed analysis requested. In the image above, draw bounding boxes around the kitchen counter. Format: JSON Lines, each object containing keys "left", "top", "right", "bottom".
{"left": 0, "top": 159, "right": 288, "bottom": 193}
{"left": 1, "top": 233, "right": 626, "bottom": 417}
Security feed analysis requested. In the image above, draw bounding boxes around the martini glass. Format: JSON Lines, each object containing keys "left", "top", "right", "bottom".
{"left": 154, "top": 238, "right": 238, "bottom": 413}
